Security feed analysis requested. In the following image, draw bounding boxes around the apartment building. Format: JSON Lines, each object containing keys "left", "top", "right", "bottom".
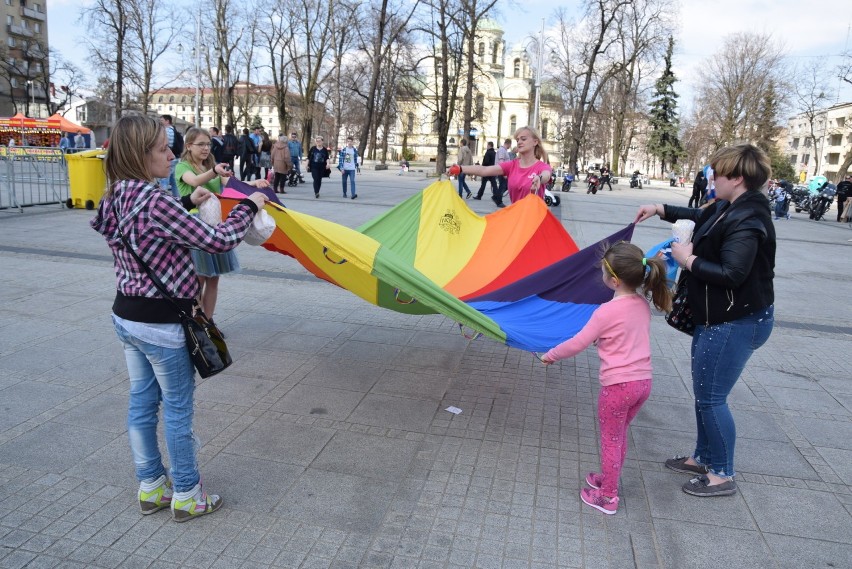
{"left": 0, "top": 0, "right": 48, "bottom": 116}
{"left": 786, "top": 102, "right": 852, "bottom": 182}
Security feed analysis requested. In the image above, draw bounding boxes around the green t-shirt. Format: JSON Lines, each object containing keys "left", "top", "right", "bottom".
{"left": 175, "top": 160, "right": 222, "bottom": 197}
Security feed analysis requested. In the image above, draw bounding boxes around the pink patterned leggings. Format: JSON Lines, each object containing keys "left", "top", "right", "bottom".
{"left": 597, "top": 379, "right": 652, "bottom": 497}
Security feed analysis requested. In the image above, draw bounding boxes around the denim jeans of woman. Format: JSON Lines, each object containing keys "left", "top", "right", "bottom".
{"left": 113, "top": 320, "right": 200, "bottom": 493}
{"left": 690, "top": 306, "right": 774, "bottom": 477}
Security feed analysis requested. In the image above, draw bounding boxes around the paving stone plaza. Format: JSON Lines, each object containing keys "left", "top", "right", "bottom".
{"left": 1, "top": 170, "right": 851, "bottom": 568}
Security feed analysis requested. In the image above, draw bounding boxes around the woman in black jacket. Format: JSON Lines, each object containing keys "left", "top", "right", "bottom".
{"left": 307, "top": 136, "right": 330, "bottom": 198}
{"left": 634, "top": 143, "right": 775, "bottom": 498}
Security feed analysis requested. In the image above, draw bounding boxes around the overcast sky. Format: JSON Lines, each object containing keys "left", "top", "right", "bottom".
{"left": 48, "top": 0, "right": 852, "bottom": 116}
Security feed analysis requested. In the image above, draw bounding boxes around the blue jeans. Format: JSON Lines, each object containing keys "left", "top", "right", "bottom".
{"left": 341, "top": 169, "right": 356, "bottom": 196}
{"left": 691, "top": 306, "right": 774, "bottom": 477}
{"left": 113, "top": 319, "right": 200, "bottom": 492}
{"left": 291, "top": 157, "right": 302, "bottom": 177}
{"left": 458, "top": 173, "right": 471, "bottom": 196}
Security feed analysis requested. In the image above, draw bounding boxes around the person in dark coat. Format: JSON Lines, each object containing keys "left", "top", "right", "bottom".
{"left": 690, "top": 171, "right": 708, "bottom": 208}
{"left": 473, "top": 142, "right": 499, "bottom": 200}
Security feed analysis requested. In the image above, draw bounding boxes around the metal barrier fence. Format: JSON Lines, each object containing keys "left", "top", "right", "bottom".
{"left": 0, "top": 147, "right": 70, "bottom": 212}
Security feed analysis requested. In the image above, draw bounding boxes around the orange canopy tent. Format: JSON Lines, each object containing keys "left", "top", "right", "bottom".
{"left": 0, "top": 112, "right": 62, "bottom": 130}
{"left": 47, "top": 113, "right": 91, "bottom": 134}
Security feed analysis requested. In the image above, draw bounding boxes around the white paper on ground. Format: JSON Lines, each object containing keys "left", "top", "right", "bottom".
{"left": 445, "top": 406, "right": 463, "bottom": 415}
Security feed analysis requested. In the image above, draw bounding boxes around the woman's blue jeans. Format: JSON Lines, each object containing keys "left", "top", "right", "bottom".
{"left": 113, "top": 320, "right": 200, "bottom": 492}
{"left": 690, "top": 306, "right": 773, "bottom": 478}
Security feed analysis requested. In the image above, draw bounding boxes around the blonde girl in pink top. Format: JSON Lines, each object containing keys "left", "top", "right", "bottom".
{"left": 542, "top": 242, "right": 672, "bottom": 515}
{"left": 448, "top": 126, "right": 552, "bottom": 204}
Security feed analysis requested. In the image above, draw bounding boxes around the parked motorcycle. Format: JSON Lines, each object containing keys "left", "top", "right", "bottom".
{"left": 630, "top": 171, "right": 642, "bottom": 189}
{"left": 587, "top": 173, "right": 600, "bottom": 194}
{"left": 562, "top": 173, "right": 574, "bottom": 192}
{"left": 809, "top": 183, "right": 836, "bottom": 221}
{"left": 791, "top": 186, "right": 811, "bottom": 213}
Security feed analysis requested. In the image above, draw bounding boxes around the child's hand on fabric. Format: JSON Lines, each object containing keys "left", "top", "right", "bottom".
{"left": 190, "top": 188, "right": 213, "bottom": 205}
{"left": 540, "top": 354, "right": 554, "bottom": 365}
{"left": 251, "top": 179, "right": 270, "bottom": 188}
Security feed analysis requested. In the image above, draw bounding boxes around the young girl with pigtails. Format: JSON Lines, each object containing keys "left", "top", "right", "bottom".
{"left": 541, "top": 241, "right": 672, "bottom": 515}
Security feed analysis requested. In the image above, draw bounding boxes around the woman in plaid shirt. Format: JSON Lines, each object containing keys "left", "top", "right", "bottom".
{"left": 91, "top": 115, "right": 267, "bottom": 522}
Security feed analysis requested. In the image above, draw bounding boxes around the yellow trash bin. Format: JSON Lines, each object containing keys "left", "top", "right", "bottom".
{"left": 65, "top": 149, "right": 107, "bottom": 210}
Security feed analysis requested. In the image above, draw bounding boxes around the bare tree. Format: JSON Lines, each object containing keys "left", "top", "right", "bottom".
{"left": 698, "top": 33, "right": 786, "bottom": 147}
{"left": 286, "top": 0, "right": 336, "bottom": 144}
{"left": 125, "top": 0, "right": 181, "bottom": 113}
{"left": 47, "top": 51, "right": 86, "bottom": 116}
{"left": 82, "top": 0, "right": 133, "bottom": 119}
{"left": 550, "top": 0, "right": 632, "bottom": 175}
{"left": 456, "top": 0, "right": 498, "bottom": 144}
{"left": 411, "top": 0, "right": 466, "bottom": 173}
{"left": 0, "top": 38, "right": 51, "bottom": 116}
{"left": 352, "top": 0, "right": 421, "bottom": 160}
{"left": 792, "top": 63, "right": 835, "bottom": 177}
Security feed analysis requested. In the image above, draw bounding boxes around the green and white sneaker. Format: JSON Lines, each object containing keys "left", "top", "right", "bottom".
{"left": 138, "top": 475, "right": 173, "bottom": 515}
{"left": 171, "top": 484, "right": 222, "bottom": 523}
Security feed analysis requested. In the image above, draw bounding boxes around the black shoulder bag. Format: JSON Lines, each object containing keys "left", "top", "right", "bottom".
{"left": 112, "top": 201, "right": 232, "bottom": 378}
{"left": 665, "top": 271, "right": 695, "bottom": 336}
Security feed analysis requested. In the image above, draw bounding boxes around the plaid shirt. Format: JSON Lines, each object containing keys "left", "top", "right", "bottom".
{"left": 91, "top": 179, "right": 256, "bottom": 301}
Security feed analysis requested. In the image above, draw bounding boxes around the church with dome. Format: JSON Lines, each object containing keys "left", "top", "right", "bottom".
{"left": 391, "top": 19, "right": 564, "bottom": 165}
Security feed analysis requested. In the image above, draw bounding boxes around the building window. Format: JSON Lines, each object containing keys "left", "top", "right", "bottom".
{"left": 6, "top": 37, "right": 14, "bottom": 47}
{"left": 838, "top": 117, "right": 846, "bottom": 128}
{"left": 34, "top": 22, "right": 40, "bottom": 33}
{"left": 513, "top": 58, "right": 521, "bottom": 78}
{"left": 435, "top": 60, "right": 443, "bottom": 77}
{"left": 168, "top": 96, "right": 174, "bottom": 103}
{"left": 431, "top": 112, "right": 439, "bottom": 133}
{"left": 788, "top": 155, "right": 797, "bottom": 165}
{"left": 541, "top": 119, "right": 549, "bottom": 140}
{"left": 475, "top": 94, "right": 484, "bottom": 120}
{"left": 801, "top": 153, "right": 809, "bottom": 165}
{"left": 791, "top": 138, "right": 798, "bottom": 149}
{"left": 6, "top": 15, "right": 13, "bottom": 25}
{"left": 21, "top": 19, "right": 27, "bottom": 29}
{"left": 478, "top": 42, "right": 485, "bottom": 62}
{"left": 492, "top": 43, "right": 498, "bottom": 65}
{"left": 827, "top": 153, "right": 840, "bottom": 165}
{"left": 509, "top": 115, "right": 517, "bottom": 134}
{"left": 10, "top": 78, "right": 17, "bottom": 87}
{"left": 158, "top": 95, "right": 164, "bottom": 102}
{"left": 830, "top": 134, "right": 842, "bottom": 146}
{"left": 407, "top": 112, "right": 414, "bottom": 133}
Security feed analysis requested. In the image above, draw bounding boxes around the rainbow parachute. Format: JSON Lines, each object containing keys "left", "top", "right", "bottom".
{"left": 220, "top": 179, "right": 635, "bottom": 352}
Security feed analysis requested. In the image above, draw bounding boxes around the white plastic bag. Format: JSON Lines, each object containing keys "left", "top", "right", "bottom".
{"left": 197, "top": 194, "right": 222, "bottom": 226}
{"left": 243, "top": 209, "right": 275, "bottom": 246}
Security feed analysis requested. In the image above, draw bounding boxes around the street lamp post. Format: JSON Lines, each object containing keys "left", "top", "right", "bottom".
{"left": 194, "top": 11, "right": 201, "bottom": 126}
{"left": 530, "top": 19, "right": 544, "bottom": 132}
{"left": 26, "top": 80, "right": 35, "bottom": 116}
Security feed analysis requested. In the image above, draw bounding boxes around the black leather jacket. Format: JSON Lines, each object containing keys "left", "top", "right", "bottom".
{"left": 663, "top": 191, "right": 775, "bottom": 325}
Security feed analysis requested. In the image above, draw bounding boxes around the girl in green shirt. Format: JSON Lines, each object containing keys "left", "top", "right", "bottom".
{"left": 177, "top": 127, "right": 269, "bottom": 320}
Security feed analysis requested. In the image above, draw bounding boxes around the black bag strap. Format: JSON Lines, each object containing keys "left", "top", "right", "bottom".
{"left": 110, "top": 195, "right": 196, "bottom": 322}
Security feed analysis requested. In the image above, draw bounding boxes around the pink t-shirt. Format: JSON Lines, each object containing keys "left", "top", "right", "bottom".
{"left": 543, "top": 294, "right": 653, "bottom": 386}
{"left": 500, "top": 159, "right": 552, "bottom": 203}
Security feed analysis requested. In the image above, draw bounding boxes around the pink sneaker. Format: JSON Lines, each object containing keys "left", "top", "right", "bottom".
{"left": 580, "top": 488, "right": 618, "bottom": 515}
{"left": 585, "top": 472, "right": 603, "bottom": 489}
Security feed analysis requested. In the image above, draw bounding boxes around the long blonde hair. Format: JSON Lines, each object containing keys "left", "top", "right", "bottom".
{"left": 104, "top": 115, "right": 164, "bottom": 192}
{"left": 602, "top": 241, "right": 673, "bottom": 312}
{"left": 514, "top": 126, "right": 549, "bottom": 163}
{"left": 180, "top": 127, "right": 215, "bottom": 171}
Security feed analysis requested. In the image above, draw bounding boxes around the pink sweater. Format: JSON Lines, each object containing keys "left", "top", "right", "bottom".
{"left": 544, "top": 294, "right": 652, "bottom": 386}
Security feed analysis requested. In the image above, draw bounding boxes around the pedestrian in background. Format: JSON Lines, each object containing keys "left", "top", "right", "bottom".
{"left": 836, "top": 175, "right": 852, "bottom": 222}
{"left": 270, "top": 134, "right": 292, "bottom": 194}
{"left": 288, "top": 132, "right": 304, "bottom": 183}
{"left": 238, "top": 128, "right": 257, "bottom": 181}
{"left": 307, "top": 135, "right": 330, "bottom": 198}
{"left": 473, "top": 141, "right": 498, "bottom": 201}
{"left": 209, "top": 126, "right": 224, "bottom": 163}
{"left": 455, "top": 138, "right": 473, "bottom": 198}
{"left": 338, "top": 136, "right": 359, "bottom": 199}
{"left": 91, "top": 115, "right": 267, "bottom": 522}
{"left": 689, "top": 171, "right": 707, "bottom": 208}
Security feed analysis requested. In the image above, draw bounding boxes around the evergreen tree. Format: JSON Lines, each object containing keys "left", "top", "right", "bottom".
{"left": 647, "top": 37, "right": 683, "bottom": 175}
{"left": 754, "top": 84, "right": 780, "bottom": 153}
